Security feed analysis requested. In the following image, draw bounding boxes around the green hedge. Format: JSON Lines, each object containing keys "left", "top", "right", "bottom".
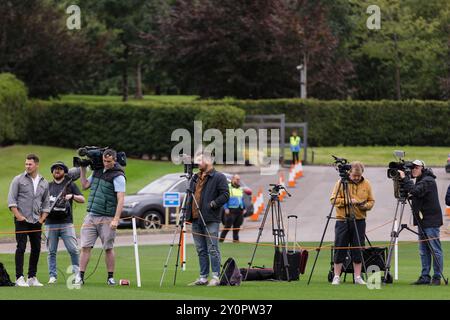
{"left": 0, "top": 73, "right": 28, "bottom": 145}
{"left": 205, "top": 99, "right": 450, "bottom": 146}
{"left": 26, "top": 101, "right": 245, "bottom": 158}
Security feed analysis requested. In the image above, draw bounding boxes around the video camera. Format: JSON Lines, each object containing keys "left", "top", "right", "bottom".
{"left": 73, "top": 146, "right": 127, "bottom": 171}
{"left": 332, "top": 155, "right": 352, "bottom": 179}
{"left": 387, "top": 150, "right": 414, "bottom": 180}
{"left": 387, "top": 150, "right": 413, "bottom": 199}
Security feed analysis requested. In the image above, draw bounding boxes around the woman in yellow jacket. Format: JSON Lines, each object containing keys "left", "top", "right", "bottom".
{"left": 329, "top": 161, "right": 375, "bottom": 285}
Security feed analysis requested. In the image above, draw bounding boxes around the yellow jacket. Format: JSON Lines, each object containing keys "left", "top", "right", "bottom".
{"left": 330, "top": 177, "right": 375, "bottom": 220}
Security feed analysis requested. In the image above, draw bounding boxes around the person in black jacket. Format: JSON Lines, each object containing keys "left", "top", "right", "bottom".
{"left": 399, "top": 160, "right": 443, "bottom": 285}
{"left": 186, "top": 151, "right": 229, "bottom": 287}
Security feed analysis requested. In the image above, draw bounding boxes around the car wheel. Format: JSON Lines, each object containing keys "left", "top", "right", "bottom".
{"left": 140, "top": 211, "right": 163, "bottom": 229}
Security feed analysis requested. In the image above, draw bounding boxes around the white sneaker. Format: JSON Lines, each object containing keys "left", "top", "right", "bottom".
{"left": 27, "top": 277, "right": 44, "bottom": 287}
{"left": 331, "top": 275, "right": 341, "bottom": 285}
{"left": 15, "top": 276, "right": 29, "bottom": 287}
{"left": 207, "top": 276, "right": 220, "bottom": 287}
{"left": 73, "top": 273, "right": 84, "bottom": 286}
{"left": 48, "top": 276, "right": 57, "bottom": 284}
{"left": 188, "top": 277, "right": 208, "bottom": 286}
{"left": 355, "top": 276, "right": 366, "bottom": 285}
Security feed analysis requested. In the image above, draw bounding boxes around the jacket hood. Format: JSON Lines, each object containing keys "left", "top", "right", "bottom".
{"left": 417, "top": 168, "right": 436, "bottom": 181}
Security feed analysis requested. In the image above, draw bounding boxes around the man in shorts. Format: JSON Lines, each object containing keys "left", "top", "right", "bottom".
{"left": 75, "top": 149, "right": 126, "bottom": 286}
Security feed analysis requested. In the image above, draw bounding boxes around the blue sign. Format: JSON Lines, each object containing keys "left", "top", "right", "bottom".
{"left": 163, "top": 192, "right": 181, "bottom": 207}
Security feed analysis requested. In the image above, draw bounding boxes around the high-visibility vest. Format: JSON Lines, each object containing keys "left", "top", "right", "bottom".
{"left": 290, "top": 136, "right": 301, "bottom": 152}
{"left": 226, "top": 183, "right": 244, "bottom": 209}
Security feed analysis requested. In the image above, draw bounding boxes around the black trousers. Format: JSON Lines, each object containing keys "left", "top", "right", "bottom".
{"left": 334, "top": 219, "right": 366, "bottom": 264}
{"left": 15, "top": 220, "right": 42, "bottom": 279}
{"left": 292, "top": 152, "right": 299, "bottom": 164}
{"left": 220, "top": 209, "right": 244, "bottom": 241}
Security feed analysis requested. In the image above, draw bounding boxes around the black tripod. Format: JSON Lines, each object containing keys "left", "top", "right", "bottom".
{"left": 307, "top": 163, "right": 367, "bottom": 285}
{"left": 160, "top": 166, "right": 220, "bottom": 286}
{"left": 245, "top": 184, "right": 292, "bottom": 281}
{"left": 383, "top": 195, "right": 448, "bottom": 285}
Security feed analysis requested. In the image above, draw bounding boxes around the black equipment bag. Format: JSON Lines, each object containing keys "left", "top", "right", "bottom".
{"left": 0, "top": 263, "right": 15, "bottom": 287}
{"left": 327, "top": 245, "right": 388, "bottom": 282}
{"left": 220, "top": 257, "right": 242, "bottom": 286}
{"left": 240, "top": 267, "right": 275, "bottom": 281}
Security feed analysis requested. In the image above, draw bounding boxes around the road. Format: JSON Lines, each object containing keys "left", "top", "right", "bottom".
{"left": 0, "top": 165, "right": 449, "bottom": 254}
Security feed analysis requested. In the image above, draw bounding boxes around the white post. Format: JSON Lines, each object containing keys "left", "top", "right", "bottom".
{"left": 394, "top": 220, "right": 399, "bottom": 280}
{"left": 182, "top": 221, "right": 186, "bottom": 271}
{"left": 132, "top": 217, "right": 142, "bottom": 287}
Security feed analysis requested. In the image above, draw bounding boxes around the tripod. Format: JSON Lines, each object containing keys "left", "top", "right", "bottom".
{"left": 245, "top": 184, "right": 292, "bottom": 281}
{"left": 307, "top": 171, "right": 368, "bottom": 285}
{"left": 383, "top": 195, "right": 448, "bottom": 285}
{"left": 160, "top": 170, "right": 220, "bottom": 287}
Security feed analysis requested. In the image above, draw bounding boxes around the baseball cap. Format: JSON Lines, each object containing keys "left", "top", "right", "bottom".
{"left": 51, "top": 161, "right": 68, "bottom": 173}
{"left": 412, "top": 159, "right": 425, "bottom": 168}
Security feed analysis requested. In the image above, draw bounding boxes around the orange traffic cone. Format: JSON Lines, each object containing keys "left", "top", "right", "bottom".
{"left": 279, "top": 173, "right": 286, "bottom": 201}
{"left": 446, "top": 206, "right": 450, "bottom": 217}
{"left": 288, "top": 167, "right": 296, "bottom": 187}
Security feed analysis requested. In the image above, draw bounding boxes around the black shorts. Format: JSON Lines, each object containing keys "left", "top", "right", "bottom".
{"left": 334, "top": 219, "right": 366, "bottom": 264}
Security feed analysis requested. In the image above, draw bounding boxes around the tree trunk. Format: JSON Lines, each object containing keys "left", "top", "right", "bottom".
{"left": 134, "top": 61, "right": 143, "bottom": 99}
{"left": 122, "top": 45, "right": 129, "bottom": 102}
{"left": 393, "top": 33, "right": 401, "bottom": 100}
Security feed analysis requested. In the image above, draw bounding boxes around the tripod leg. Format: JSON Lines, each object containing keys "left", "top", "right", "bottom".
{"left": 245, "top": 198, "right": 272, "bottom": 281}
{"left": 160, "top": 214, "right": 183, "bottom": 287}
{"left": 307, "top": 182, "right": 343, "bottom": 285}
{"left": 384, "top": 200, "right": 405, "bottom": 283}
{"left": 173, "top": 221, "right": 185, "bottom": 286}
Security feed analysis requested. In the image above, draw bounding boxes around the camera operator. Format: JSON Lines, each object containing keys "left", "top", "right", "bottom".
{"left": 7, "top": 154, "right": 50, "bottom": 287}
{"left": 46, "top": 161, "right": 85, "bottom": 284}
{"left": 75, "top": 149, "right": 126, "bottom": 286}
{"left": 399, "top": 160, "right": 443, "bottom": 285}
{"left": 186, "top": 151, "right": 229, "bottom": 286}
{"left": 330, "top": 161, "right": 375, "bottom": 285}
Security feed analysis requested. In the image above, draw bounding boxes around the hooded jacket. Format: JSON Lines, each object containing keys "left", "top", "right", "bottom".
{"left": 446, "top": 184, "right": 450, "bottom": 207}
{"left": 403, "top": 169, "right": 443, "bottom": 228}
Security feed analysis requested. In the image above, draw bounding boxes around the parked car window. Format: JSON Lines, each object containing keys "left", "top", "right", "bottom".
{"left": 137, "top": 176, "right": 179, "bottom": 194}
{"left": 171, "top": 180, "right": 188, "bottom": 193}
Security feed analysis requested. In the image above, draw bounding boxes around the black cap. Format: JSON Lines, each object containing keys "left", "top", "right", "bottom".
{"left": 51, "top": 161, "right": 68, "bottom": 173}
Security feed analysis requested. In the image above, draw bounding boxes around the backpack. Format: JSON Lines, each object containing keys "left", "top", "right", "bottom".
{"left": 0, "top": 263, "right": 15, "bottom": 286}
{"left": 219, "top": 257, "right": 242, "bottom": 286}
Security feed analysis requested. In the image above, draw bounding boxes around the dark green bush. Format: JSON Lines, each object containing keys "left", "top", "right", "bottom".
{"left": 0, "top": 73, "right": 28, "bottom": 145}
{"left": 222, "top": 99, "right": 450, "bottom": 146}
{"left": 26, "top": 101, "right": 245, "bottom": 158}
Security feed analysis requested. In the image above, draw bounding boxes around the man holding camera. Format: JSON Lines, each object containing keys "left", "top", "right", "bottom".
{"left": 8, "top": 154, "right": 50, "bottom": 287}
{"left": 399, "top": 160, "right": 443, "bottom": 285}
{"left": 75, "top": 149, "right": 126, "bottom": 286}
{"left": 330, "top": 161, "right": 375, "bottom": 285}
{"left": 46, "top": 161, "right": 85, "bottom": 284}
{"left": 186, "top": 152, "right": 229, "bottom": 286}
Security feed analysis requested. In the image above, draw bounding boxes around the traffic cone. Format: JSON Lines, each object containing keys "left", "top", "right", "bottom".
{"left": 250, "top": 188, "right": 263, "bottom": 221}
{"left": 297, "top": 160, "right": 304, "bottom": 178}
{"left": 288, "top": 167, "right": 296, "bottom": 187}
{"left": 279, "top": 173, "right": 286, "bottom": 201}
{"left": 446, "top": 206, "right": 450, "bottom": 217}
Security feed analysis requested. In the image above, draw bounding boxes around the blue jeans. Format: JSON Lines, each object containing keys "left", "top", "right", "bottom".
{"left": 191, "top": 220, "right": 221, "bottom": 278}
{"left": 419, "top": 227, "right": 443, "bottom": 280}
{"left": 46, "top": 223, "right": 80, "bottom": 278}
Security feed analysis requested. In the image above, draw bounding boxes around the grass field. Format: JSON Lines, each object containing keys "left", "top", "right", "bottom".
{"left": 0, "top": 242, "right": 448, "bottom": 300}
{"left": 58, "top": 94, "right": 199, "bottom": 104}
{"left": 292, "top": 146, "right": 449, "bottom": 166}
{"left": 0, "top": 145, "right": 180, "bottom": 235}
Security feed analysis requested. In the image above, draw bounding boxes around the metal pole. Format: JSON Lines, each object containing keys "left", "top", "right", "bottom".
{"left": 132, "top": 217, "right": 142, "bottom": 288}
{"left": 394, "top": 220, "right": 399, "bottom": 280}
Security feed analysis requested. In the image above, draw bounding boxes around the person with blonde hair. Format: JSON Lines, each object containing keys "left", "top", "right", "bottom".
{"left": 330, "top": 161, "right": 375, "bottom": 285}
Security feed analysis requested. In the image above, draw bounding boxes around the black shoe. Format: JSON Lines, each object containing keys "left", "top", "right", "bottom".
{"left": 411, "top": 276, "right": 431, "bottom": 285}
{"left": 431, "top": 278, "right": 441, "bottom": 286}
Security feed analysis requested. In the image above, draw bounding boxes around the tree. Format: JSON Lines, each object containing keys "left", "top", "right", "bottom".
{"left": 348, "top": 0, "right": 449, "bottom": 100}
{"left": 0, "top": 0, "right": 110, "bottom": 98}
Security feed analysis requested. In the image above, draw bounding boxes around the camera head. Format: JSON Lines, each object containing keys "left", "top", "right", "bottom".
{"left": 73, "top": 146, "right": 127, "bottom": 171}
{"left": 386, "top": 150, "right": 413, "bottom": 180}
{"left": 332, "top": 155, "right": 352, "bottom": 179}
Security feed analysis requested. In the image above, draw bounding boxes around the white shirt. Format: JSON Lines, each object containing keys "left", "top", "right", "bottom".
{"left": 31, "top": 174, "right": 40, "bottom": 194}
